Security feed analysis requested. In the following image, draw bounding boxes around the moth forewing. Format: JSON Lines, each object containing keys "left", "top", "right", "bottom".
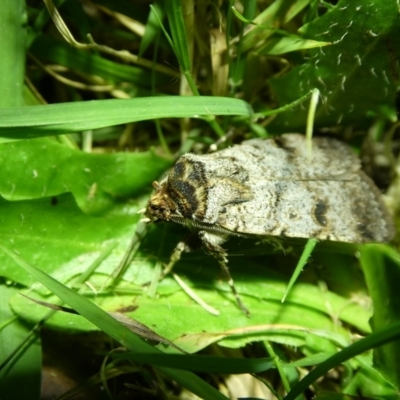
{"left": 144, "top": 134, "right": 395, "bottom": 314}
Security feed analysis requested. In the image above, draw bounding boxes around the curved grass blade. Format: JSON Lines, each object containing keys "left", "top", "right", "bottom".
{"left": 0, "top": 243, "right": 228, "bottom": 400}
{"left": 0, "top": 96, "right": 253, "bottom": 139}
{"left": 283, "top": 320, "right": 400, "bottom": 400}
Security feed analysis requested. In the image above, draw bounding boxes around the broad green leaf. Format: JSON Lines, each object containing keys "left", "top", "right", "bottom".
{"left": 10, "top": 275, "right": 362, "bottom": 353}
{"left": 1, "top": 244, "right": 228, "bottom": 400}
{"left": 0, "top": 138, "right": 171, "bottom": 213}
{"left": 269, "top": 0, "right": 400, "bottom": 131}
{"left": 0, "top": 193, "right": 141, "bottom": 287}
{"left": 9, "top": 222, "right": 371, "bottom": 352}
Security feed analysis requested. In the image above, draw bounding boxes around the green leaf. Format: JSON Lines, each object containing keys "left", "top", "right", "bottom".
{"left": 0, "top": 244, "right": 229, "bottom": 400}
{"left": 269, "top": 0, "right": 400, "bottom": 130}
{"left": 342, "top": 361, "right": 399, "bottom": 398}
{"left": 138, "top": 1, "right": 164, "bottom": 57}
{"left": 30, "top": 34, "right": 164, "bottom": 87}
{"left": 258, "top": 36, "right": 331, "bottom": 55}
{"left": 284, "top": 319, "right": 400, "bottom": 400}
{"left": 282, "top": 238, "right": 318, "bottom": 302}
{"left": 0, "top": 96, "right": 253, "bottom": 139}
{"left": 240, "top": 0, "right": 309, "bottom": 53}
{"left": 231, "top": 5, "right": 330, "bottom": 56}
{"left": 113, "top": 351, "right": 275, "bottom": 374}
{"left": 0, "top": 285, "right": 41, "bottom": 400}
{"left": 9, "top": 228, "right": 371, "bottom": 352}
{"left": 0, "top": 0, "right": 26, "bottom": 108}
{"left": 359, "top": 244, "right": 400, "bottom": 389}
{"left": 0, "top": 138, "right": 171, "bottom": 213}
{"left": 0, "top": 193, "right": 140, "bottom": 287}
{"left": 165, "top": 0, "right": 191, "bottom": 73}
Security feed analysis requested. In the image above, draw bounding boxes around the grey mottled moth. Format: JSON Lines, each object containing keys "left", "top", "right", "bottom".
{"left": 144, "top": 134, "right": 394, "bottom": 314}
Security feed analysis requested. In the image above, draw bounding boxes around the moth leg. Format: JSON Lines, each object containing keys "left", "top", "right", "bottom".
{"left": 161, "top": 233, "right": 201, "bottom": 278}
{"left": 198, "top": 231, "right": 250, "bottom": 316}
{"left": 161, "top": 240, "right": 185, "bottom": 278}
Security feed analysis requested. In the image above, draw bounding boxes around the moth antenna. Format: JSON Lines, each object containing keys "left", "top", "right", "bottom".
{"left": 137, "top": 208, "right": 146, "bottom": 214}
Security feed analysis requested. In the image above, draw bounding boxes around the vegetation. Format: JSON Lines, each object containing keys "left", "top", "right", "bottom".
{"left": 0, "top": 0, "right": 399, "bottom": 399}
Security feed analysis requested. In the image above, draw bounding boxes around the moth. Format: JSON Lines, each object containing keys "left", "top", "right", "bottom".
{"left": 144, "top": 134, "right": 395, "bottom": 314}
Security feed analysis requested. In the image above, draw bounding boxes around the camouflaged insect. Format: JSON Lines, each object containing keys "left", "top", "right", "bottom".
{"left": 144, "top": 134, "right": 394, "bottom": 314}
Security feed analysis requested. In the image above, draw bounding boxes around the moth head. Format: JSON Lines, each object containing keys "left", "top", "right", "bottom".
{"left": 144, "top": 180, "right": 177, "bottom": 222}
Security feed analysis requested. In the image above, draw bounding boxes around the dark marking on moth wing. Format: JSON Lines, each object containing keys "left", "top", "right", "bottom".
{"left": 188, "top": 161, "right": 207, "bottom": 185}
{"left": 314, "top": 200, "right": 328, "bottom": 226}
{"left": 222, "top": 198, "right": 249, "bottom": 206}
{"left": 173, "top": 161, "right": 186, "bottom": 177}
{"left": 273, "top": 190, "right": 282, "bottom": 211}
{"left": 168, "top": 179, "right": 199, "bottom": 218}
{"left": 168, "top": 158, "right": 209, "bottom": 220}
{"left": 172, "top": 158, "right": 208, "bottom": 188}
{"left": 273, "top": 181, "right": 288, "bottom": 213}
